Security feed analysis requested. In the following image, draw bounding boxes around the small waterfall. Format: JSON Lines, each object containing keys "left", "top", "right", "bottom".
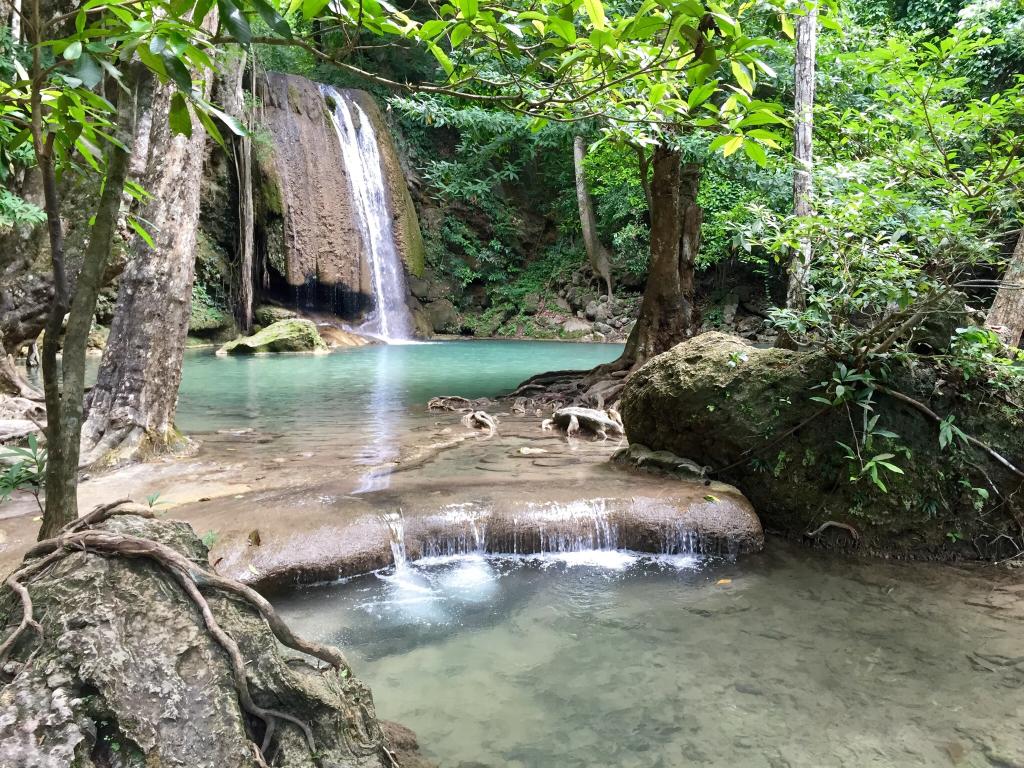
{"left": 382, "top": 511, "right": 408, "bottom": 571}
{"left": 322, "top": 86, "right": 414, "bottom": 342}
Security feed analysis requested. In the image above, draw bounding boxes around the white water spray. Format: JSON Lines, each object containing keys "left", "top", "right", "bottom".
{"left": 322, "top": 86, "right": 414, "bottom": 342}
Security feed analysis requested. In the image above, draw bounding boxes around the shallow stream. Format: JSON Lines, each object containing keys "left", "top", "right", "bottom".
{"left": 276, "top": 545, "right": 1024, "bottom": 768}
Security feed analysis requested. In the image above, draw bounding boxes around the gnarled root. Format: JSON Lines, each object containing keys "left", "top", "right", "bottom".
{"left": 804, "top": 521, "right": 861, "bottom": 544}
{"left": 547, "top": 406, "right": 624, "bottom": 441}
{"left": 462, "top": 410, "right": 498, "bottom": 435}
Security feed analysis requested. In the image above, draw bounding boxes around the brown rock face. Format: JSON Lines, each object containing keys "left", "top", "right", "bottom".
{"left": 255, "top": 74, "right": 424, "bottom": 320}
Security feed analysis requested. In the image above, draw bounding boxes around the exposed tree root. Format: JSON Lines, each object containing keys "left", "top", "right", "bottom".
{"left": 874, "top": 385, "right": 1024, "bottom": 481}
{"left": 462, "top": 410, "right": 498, "bottom": 435}
{"left": 1, "top": 501, "right": 385, "bottom": 765}
{"left": 804, "top": 520, "right": 861, "bottom": 543}
{"left": 547, "top": 406, "right": 624, "bottom": 440}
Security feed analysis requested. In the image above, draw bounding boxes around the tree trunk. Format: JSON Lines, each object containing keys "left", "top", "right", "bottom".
{"left": 573, "top": 135, "right": 613, "bottom": 299}
{"left": 618, "top": 147, "right": 701, "bottom": 368}
{"left": 37, "top": 66, "right": 153, "bottom": 539}
{"left": 80, "top": 76, "right": 212, "bottom": 468}
{"left": 222, "top": 50, "right": 255, "bottom": 332}
{"left": 784, "top": 1, "right": 818, "bottom": 310}
{"left": 987, "top": 229, "right": 1024, "bottom": 347}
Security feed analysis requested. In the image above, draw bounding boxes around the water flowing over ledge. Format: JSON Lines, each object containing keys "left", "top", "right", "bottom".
{"left": 211, "top": 485, "right": 763, "bottom": 592}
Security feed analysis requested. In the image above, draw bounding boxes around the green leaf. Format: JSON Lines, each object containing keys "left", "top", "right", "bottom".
{"left": 300, "top": 0, "right": 330, "bottom": 19}
{"left": 250, "top": 0, "right": 292, "bottom": 37}
{"left": 127, "top": 216, "right": 156, "bottom": 249}
{"left": 161, "top": 53, "right": 193, "bottom": 91}
{"left": 169, "top": 92, "right": 192, "bottom": 138}
{"left": 687, "top": 80, "right": 717, "bottom": 110}
{"left": 455, "top": 0, "right": 477, "bottom": 19}
{"left": 427, "top": 42, "right": 454, "bottom": 75}
{"left": 450, "top": 22, "right": 471, "bottom": 47}
{"left": 780, "top": 13, "right": 794, "bottom": 40}
{"left": 63, "top": 41, "right": 83, "bottom": 61}
{"left": 217, "top": 0, "right": 252, "bottom": 44}
{"left": 730, "top": 61, "right": 753, "bottom": 94}
{"left": 722, "top": 135, "right": 743, "bottom": 157}
{"left": 743, "top": 140, "right": 767, "bottom": 167}
{"left": 582, "top": 0, "right": 606, "bottom": 30}
{"left": 547, "top": 16, "right": 576, "bottom": 43}
{"left": 73, "top": 53, "right": 103, "bottom": 88}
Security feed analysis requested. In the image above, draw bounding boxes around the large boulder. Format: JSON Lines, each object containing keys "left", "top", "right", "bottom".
{"left": 253, "top": 304, "right": 297, "bottom": 327}
{"left": 423, "top": 299, "right": 458, "bottom": 334}
{"left": 620, "top": 332, "right": 1024, "bottom": 557}
{"left": 0, "top": 513, "right": 426, "bottom": 767}
{"left": 217, "top": 318, "right": 328, "bottom": 355}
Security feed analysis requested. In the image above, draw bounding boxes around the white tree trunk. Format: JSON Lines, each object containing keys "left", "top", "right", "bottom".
{"left": 987, "top": 229, "right": 1024, "bottom": 347}
{"left": 785, "top": 1, "right": 818, "bottom": 310}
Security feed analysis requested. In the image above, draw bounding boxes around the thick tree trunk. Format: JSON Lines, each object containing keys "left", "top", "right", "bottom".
{"left": 987, "top": 229, "right": 1024, "bottom": 347}
{"left": 81, "top": 77, "right": 212, "bottom": 468}
{"left": 618, "top": 147, "right": 701, "bottom": 368}
{"left": 37, "top": 66, "right": 153, "bottom": 539}
{"left": 573, "top": 136, "right": 613, "bottom": 299}
{"left": 784, "top": 1, "right": 818, "bottom": 310}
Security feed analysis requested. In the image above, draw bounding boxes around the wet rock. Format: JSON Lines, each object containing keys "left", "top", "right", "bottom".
{"left": 0, "top": 514, "right": 421, "bottom": 767}
{"left": 317, "top": 325, "right": 372, "bottom": 348}
{"left": 424, "top": 298, "right": 459, "bottom": 333}
{"left": 217, "top": 318, "right": 328, "bottom": 355}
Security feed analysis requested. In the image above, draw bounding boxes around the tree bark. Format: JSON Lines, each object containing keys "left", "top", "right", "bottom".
{"left": 37, "top": 66, "right": 153, "bottom": 539}
{"left": 987, "top": 228, "right": 1024, "bottom": 347}
{"left": 81, "top": 75, "right": 213, "bottom": 467}
{"left": 784, "top": 1, "right": 818, "bottom": 310}
{"left": 617, "top": 147, "right": 701, "bottom": 368}
{"left": 222, "top": 50, "right": 255, "bottom": 332}
{"left": 573, "top": 135, "right": 613, "bottom": 299}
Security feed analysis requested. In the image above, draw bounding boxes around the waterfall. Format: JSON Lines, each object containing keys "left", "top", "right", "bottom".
{"left": 322, "top": 86, "right": 414, "bottom": 342}
{"left": 382, "top": 511, "right": 409, "bottom": 571}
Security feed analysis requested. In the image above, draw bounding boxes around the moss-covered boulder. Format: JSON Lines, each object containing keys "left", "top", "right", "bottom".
{"left": 217, "top": 318, "right": 328, "bottom": 355}
{"left": 253, "top": 304, "right": 298, "bottom": 327}
{"left": 620, "top": 332, "right": 1024, "bottom": 557}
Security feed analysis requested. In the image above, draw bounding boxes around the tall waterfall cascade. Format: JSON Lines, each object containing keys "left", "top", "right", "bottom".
{"left": 322, "top": 85, "right": 415, "bottom": 342}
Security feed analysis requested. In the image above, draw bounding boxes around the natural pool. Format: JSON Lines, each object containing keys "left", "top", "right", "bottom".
{"left": 276, "top": 546, "right": 1024, "bottom": 768}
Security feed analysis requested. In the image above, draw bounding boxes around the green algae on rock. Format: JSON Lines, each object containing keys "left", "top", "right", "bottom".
{"left": 620, "top": 332, "right": 1024, "bottom": 558}
{"left": 217, "top": 318, "right": 328, "bottom": 355}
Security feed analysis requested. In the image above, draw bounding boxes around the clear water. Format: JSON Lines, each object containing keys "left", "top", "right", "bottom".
{"left": 174, "top": 340, "right": 621, "bottom": 442}
{"left": 276, "top": 547, "right": 1024, "bottom": 768}
{"left": 323, "top": 86, "right": 414, "bottom": 341}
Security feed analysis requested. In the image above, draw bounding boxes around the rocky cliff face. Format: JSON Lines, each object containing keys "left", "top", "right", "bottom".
{"left": 254, "top": 73, "right": 423, "bottom": 321}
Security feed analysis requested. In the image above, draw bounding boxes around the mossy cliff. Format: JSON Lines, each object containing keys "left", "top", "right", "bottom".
{"left": 620, "top": 332, "right": 1024, "bottom": 558}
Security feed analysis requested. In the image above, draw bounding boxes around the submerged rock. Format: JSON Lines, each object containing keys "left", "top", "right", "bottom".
{"left": 318, "top": 325, "right": 373, "bottom": 348}
{"left": 620, "top": 332, "right": 1024, "bottom": 557}
{"left": 217, "top": 318, "right": 328, "bottom": 355}
{"left": 0, "top": 514, "right": 424, "bottom": 767}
